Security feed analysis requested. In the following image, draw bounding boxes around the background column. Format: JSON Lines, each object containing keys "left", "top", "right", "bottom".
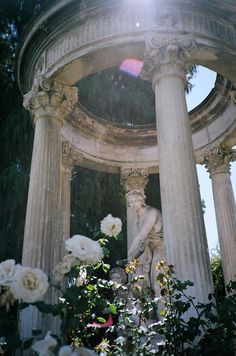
{"left": 61, "top": 141, "right": 83, "bottom": 256}
{"left": 203, "top": 147, "right": 236, "bottom": 286}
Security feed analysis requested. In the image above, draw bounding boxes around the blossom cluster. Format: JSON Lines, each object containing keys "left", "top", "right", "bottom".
{"left": 0, "top": 259, "right": 48, "bottom": 304}
{"left": 54, "top": 214, "right": 122, "bottom": 281}
{"left": 32, "top": 331, "right": 97, "bottom": 356}
{"left": 0, "top": 214, "right": 122, "bottom": 355}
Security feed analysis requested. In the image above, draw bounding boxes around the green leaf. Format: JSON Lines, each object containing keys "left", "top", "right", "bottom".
{"left": 102, "top": 263, "right": 110, "bottom": 273}
{"left": 97, "top": 317, "right": 107, "bottom": 323}
{"left": 109, "top": 304, "right": 118, "bottom": 315}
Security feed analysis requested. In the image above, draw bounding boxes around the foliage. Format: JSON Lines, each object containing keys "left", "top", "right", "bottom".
{"left": 109, "top": 262, "right": 236, "bottom": 356}
{"left": 210, "top": 250, "right": 225, "bottom": 300}
{"left": 1, "top": 223, "right": 236, "bottom": 355}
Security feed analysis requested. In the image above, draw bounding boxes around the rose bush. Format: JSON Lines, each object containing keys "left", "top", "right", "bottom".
{"left": 1, "top": 215, "right": 236, "bottom": 355}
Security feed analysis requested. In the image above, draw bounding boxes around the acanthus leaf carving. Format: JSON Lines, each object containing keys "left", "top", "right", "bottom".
{"left": 141, "top": 33, "right": 196, "bottom": 83}
{"left": 23, "top": 75, "right": 78, "bottom": 122}
{"left": 121, "top": 168, "right": 149, "bottom": 194}
{"left": 200, "top": 146, "right": 236, "bottom": 176}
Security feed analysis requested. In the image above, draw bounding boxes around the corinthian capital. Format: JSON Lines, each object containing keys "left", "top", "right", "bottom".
{"left": 201, "top": 147, "right": 236, "bottom": 177}
{"left": 141, "top": 34, "right": 196, "bottom": 82}
{"left": 23, "top": 75, "right": 78, "bottom": 122}
{"left": 121, "top": 168, "right": 149, "bottom": 194}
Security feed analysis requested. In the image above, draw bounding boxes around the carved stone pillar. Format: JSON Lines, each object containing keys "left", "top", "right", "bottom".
{"left": 121, "top": 168, "right": 149, "bottom": 253}
{"left": 202, "top": 147, "right": 236, "bottom": 286}
{"left": 61, "top": 141, "right": 83, "bottom": 256}
{"left": 21, "top": 76, "right": 78, "bottom": 336}
{"left": 142, "top": 35, "right": 213, "bottom": 307}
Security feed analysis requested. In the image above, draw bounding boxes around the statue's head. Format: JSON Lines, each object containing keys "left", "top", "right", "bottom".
{"left": 109, "top": 267, "right": 127, "bottom": 285}
{"left": 126, "top": 190, "right": 146, "bottom": 212}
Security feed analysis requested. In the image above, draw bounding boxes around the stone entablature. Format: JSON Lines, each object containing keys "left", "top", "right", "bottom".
{"left": 18, "top": 0, "right": 236, "bottom": 92}
{"left": 44, "top": 8, "right": 236, "bottom": 69}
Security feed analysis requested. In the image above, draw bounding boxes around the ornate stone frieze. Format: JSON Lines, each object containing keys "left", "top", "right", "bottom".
{"left": 200, "top": 147, "right": 236, "bottom": 176}
{"left": 141, "top": 34, "right": 196, "bottom": 82}
{"left": 23, "top": 75, "right": 78, "bottom": 122}
{"left": 62, "top": 140, "right": 83, "bottom": 169}
{"left": 121, "top": 168, "right": 149, "bottom": 194}
{"left": 44, "top": 6, "right": 236, "bottom": 70}
{"left": 154, "top": 10, "right": 179, "bottom": 27}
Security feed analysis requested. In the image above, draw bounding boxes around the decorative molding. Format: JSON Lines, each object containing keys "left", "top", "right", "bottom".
{"left": 154, "top": 10, "right": 179, "bottom": 27}
{"left": 121, "top": 168, "right": 149, "bottom": 194}
{"left": 199, "top": 147, "right": 236, "bottom": 176}
{"left": 44, "top": 8, "right": 236, "bottom": 70}
{"left": 23, "top": 75, "right": 78, "bottom": 122}
{"left": 141, "top": 34, "right": 196, "bottom": 82}
{"left": 62, "top": 140, "right": 83, "bottom": 169}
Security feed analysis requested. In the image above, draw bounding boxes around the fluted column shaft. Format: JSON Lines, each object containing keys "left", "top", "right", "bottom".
{"left": 60, "top": 142, "right": 83, "bottom": 256}
{"left": 142, "top": 37, "right": 213, "bottom": 305}
{"left": 21, "top": 77, "right": 78, "bottom": 336}
{"left": 60, "top": 160, "right": 73, "bottom": 257}
{"left": 121, "top": 168, "right": 149, "bottom": 253}
{"left": 204, "top": 149, "right": 236, "bottom": 286}
{"left": 23, "top": 115, "right": 62, "bottom": 274}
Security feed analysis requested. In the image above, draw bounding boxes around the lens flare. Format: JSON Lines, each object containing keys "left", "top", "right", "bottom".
{"left": 120, "top": 58, "right": 144, "bottom": 77}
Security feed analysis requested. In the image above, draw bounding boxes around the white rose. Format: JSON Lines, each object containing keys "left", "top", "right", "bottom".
{"left": 76, "top": 347, "right": 97, "bottom": 356}
{"left": 75, "top": 268, "right": 87, "bottom": 287}
{"left": 53, "top": 254, "right": 77, "bottom": 281}
{"left": 0, "top": 259, "right": 18, "bottom": 285}
{"left": 65, "top": 235, "right": 103, "bottom": 265}
{"left": 100, "top": 214, "right": 122, "bottom": 237}
{"left": 59, "top": 345, "right": 73, "bottom": 356}
{"left": 31, "top": 331, "right": 57, "bottom": 355}
{"left": 10, "top": 266, "right": 48, "bottom": 303}
{"left": 59, "top": 346, "right": 97, "bottom": 356}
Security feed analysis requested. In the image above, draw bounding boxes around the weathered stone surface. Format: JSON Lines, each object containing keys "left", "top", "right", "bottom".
{"left": 121, "top": 168, "right": 149, "bottom": 251}
{"left": 21, "top": 80, "right": 78, "bottom": 336}
{"left": 149, "top": 41, "right": 213, "bottom": 310}
{"left": 202, "top": 147, "right": 236, "bottom": 286}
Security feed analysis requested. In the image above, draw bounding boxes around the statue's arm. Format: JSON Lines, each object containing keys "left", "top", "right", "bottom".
{"left": 128, "top": 209, "right": 158, "bottom": 259}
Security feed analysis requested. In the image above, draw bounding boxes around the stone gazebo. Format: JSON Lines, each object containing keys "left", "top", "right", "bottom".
{"left": 18, "top": 0, "right": 236, "bottom": 332}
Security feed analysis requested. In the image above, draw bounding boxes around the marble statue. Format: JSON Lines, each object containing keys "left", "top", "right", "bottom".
{"left": 127, "top": 190, "right": 166, "bottom": 299}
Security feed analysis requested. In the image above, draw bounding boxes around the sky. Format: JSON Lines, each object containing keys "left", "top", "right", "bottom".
{"left": 185, "top": 66, "right": 236, "bottom": 254}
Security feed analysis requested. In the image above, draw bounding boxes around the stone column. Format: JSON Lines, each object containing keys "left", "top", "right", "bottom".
{"left": 61, "top": 141, "right": 83, "bottom": 256}
{"left": 121, "top": 168, "right": 149, "bottom": 253}
{"left": 142, "top": 35, "right": 213, "bottom": 306}
{"left": 21, "top": 76, "right": 78, "bottom": 336}
{"left": 203, "top": 147, "right": 236, "bottom": 286}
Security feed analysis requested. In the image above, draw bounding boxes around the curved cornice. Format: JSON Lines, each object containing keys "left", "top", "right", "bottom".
{"left": 68, "top": 75, "right": 233, "bottom": 147}
{"left": 17, "top": 0, "right": 236, "bottom": 92}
